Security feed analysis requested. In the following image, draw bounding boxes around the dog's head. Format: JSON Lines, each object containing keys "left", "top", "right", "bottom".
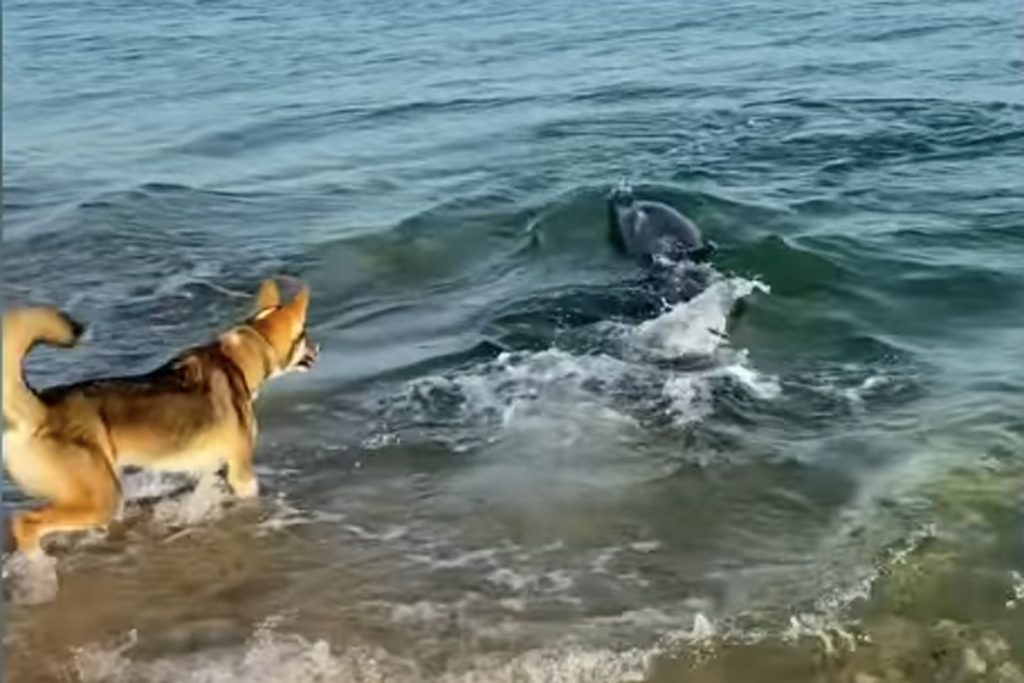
{"left": 238, "top": 279, "right": 319, "bottom": 380}
{"left": 248, "top": 279, "right": 319, "bottom": 376}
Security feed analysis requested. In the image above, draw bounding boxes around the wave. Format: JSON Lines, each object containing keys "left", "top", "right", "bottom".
{"left": 69, "top": 621, "right": 660, "bottom": 683}
{"left": 383, "top": 274, "right": 776, "bottom": 447}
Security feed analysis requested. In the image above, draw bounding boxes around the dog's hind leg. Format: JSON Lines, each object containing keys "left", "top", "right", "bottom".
{"left": 8, "top": 441, "right": 120, "bottom": 555}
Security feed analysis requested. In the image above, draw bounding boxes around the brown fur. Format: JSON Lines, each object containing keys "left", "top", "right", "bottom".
{"left": 2, "top": 279, "right": 317, "bottom": 554}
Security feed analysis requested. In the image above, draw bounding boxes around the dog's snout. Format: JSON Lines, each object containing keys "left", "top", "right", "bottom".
{"left": 297, "top": 340, "right": 319, "bottom": 371}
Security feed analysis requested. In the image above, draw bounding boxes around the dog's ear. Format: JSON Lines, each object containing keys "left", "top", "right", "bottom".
{"left": 255, "top": 279, "right": 281, "bottom": 311}
{"left": 286, "top": 285, "right": 310, "bottom": 323}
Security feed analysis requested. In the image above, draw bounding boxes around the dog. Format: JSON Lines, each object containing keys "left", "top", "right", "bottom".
{"left": 2, "top": 279, "right": 318, "bottom": 554}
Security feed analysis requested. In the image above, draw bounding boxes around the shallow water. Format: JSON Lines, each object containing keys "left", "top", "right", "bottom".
{"left": 3, "top": 0, "right": 1023, "bottom": 681}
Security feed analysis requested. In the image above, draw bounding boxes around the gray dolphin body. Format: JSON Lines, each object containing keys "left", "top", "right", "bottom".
{"left": 608, "top": 188, "right": 714, "bottom": 265}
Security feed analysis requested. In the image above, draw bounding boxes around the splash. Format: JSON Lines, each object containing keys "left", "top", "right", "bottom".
{"left": 390, "top": 348, "right": 638, "bottom": 436}
{"left": 3, "top": 550, "right": 59, "bottom": 606}
{"left": 71, "top": 624, "right": 408, "bottom": 683}
{"left": 1008, "top": 570, "right": 1024, "bottom": 609}
{"left": 646, "top": 276, "right": 777, "bottom": 425}
{"left": 149, "top": 473, "right": 233, "bottom": 529}
{"left": 782, "top": 613, "right": 859, "bottom": 657}
{"left": 389, "top": 276, "right": 776, "bottom": 435}
{"left": 68, "top": 622, "right": 658, "bottom": 683}
{"left": 632, "top": 276, "right": 768, "bottom": 360}
{"left": 661, "top": 374, "right": 714, "bottom": 425}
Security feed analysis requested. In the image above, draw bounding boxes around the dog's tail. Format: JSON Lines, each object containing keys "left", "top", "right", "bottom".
{"left": 2, "top": 307, "right": 83, "bottom": 429}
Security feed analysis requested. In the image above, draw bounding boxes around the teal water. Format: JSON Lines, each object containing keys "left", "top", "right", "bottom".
{"left": 3, "top": 0, "right": 1023, "bottom": 681}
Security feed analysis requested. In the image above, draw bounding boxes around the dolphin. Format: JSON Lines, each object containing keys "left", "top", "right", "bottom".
{"left": 608, "top": 187, "right": 715, "bottom": 266}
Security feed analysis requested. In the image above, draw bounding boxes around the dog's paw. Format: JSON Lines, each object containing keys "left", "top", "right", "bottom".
{"left": 231, "top": 476, "right": 260, "bottom": 499}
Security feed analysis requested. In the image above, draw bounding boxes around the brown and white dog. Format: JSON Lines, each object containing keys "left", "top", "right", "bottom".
{"left": 2, "top": 279, "right": 318, "bottom": 554}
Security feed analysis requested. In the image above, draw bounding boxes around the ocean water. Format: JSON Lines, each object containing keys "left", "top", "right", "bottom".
{"left": 3, "top": 0, "right": 1023, "bottom": 681}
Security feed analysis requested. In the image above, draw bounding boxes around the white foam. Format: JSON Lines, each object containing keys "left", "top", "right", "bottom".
{"left": 390, "top": 600, "right": 452, "bottom": 626}
{"left": 589, "top": 547, "right": 622, "bottom": 574}
{"left": 662, "top": 375, "right": 714, "bottom": 425}
{"left": 475, "top": 350, "right": 634, "bottom": 424}
{"left": 128, "top": 470, "right": 321, "bottom": 537}
{"left": 116, "top": 469, "right": 239, "bottom": 537}
{"left": 782, "top": 613, "right": 859, "bottom": 657}
{"left": 631, "top": 276, "right": 778, "bottom": 423}
{"left": 3, "top": 470, "right": 310, "bottom": 605}
{"left": 73, "top": 625, "right": 415, "bottom": 683}
{"left": 1007, "top": 570, "right": 1023, "bottom": 609}
{"left": 399, "top": 351, "right": 589, "bottom": 423}
{"left": 68, "top": 623, "right": 660, "bottom": 683}
{"left": 440, "top": 646, "right": 653, "bottom": 683}
{"left": 2, "top": 551, "right": 59, "bottom": 605}
{"left": 589, "top": 607, "right": 680, "bottom": 628}
{"left": 841, "top": 374, "right": 889, "bottom": 404}
{"left": 688, "top": 613, "right": 716, "bottom": 643}
{"left": 150, "top": 473, "right": 233, "bottom": 529}
{"left": 254, "top": 494, "right": 337, "bottom": 534}
{"left": 120, "top": 469, "right": 195, "bottom": 502}
{"left": 487, "top": 566, "right": 532, "bottom": 592}
{"left": 391, "top": 276, "right": 775, "bottom": 434}
{"left": 660, "top": 351, "right": 780, "bottom": 426}
{"left": 499, "top": 597, "right": 529, "bottom": 613}
{"left": 633, "top": 277, "right": 768, "bottom": 360}
{"left": 628, "top": 541, "right": 661, "bottom": 554}
{"left": 394, "top": 349, "right": 647, "bottom": 448}
{"left": 71, "top": 630, "right": 140, "bottom": 682}
{"left": 718, "top": 355, "right": 782, "bottom": 400}
{"left": 422, "top": 547, "right": 500, "bottom": 570}
{"left": 362, "top": 432, "right": 401, "bottom": 449}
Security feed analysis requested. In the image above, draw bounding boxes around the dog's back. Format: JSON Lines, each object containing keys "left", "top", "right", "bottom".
{"left": 35, "top": 346, "right": 256, "bottom": 470}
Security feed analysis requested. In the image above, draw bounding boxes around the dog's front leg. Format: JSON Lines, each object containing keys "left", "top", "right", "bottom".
{"left": 226, "top": 440, "right": 259, "bottom": 499}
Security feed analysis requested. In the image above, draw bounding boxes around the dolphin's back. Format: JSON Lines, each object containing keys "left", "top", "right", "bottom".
{"left": 610, "top": 194, "right": 711, "bottom": 263}
{"left": 632, "top": 201, "right": 704, "bottom": 254}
